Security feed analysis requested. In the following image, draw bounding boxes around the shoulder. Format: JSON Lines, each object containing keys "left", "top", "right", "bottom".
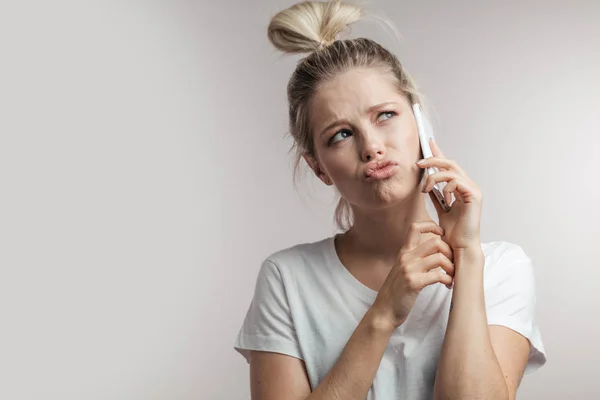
{"left": 261, "top": 236, "right": 333, "bottom": 278}
{"left": 253, "top": 237, "right": 333, "bottom": 286}
{"left": 480, "top": 240, "right": 537, "bottom": 297}
{"left": 481, "top": 241, "right": 533, "bottom": 271}
{"left": 481, "top": 240, "right": 531, "bottom": 266}
{"left": 480, "top": 241, "right": 547, "bottom": 373}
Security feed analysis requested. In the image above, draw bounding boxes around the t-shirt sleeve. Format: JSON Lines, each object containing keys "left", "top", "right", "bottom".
{"left": 485, "top": 243, "right": 547, "bottom": 375}
{"left": 234, "top": 258, "right": 303, "bottom": 364}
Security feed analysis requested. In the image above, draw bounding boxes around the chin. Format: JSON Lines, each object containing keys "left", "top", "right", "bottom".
{"left": 354, "top": 176, "right": 418, "bottom": 208}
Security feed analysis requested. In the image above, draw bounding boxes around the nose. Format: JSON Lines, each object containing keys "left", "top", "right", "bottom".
{"left": 361, "top": 132, "right": 385, "bottom": 162}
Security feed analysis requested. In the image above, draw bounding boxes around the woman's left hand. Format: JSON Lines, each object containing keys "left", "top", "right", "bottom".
{"left": 416, "top": 138, "right": 483, "bottom": 250}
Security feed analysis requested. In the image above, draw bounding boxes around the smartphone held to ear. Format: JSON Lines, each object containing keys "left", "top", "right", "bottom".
{"left": 412, "top": 103, "right": 452, "bottom": 213}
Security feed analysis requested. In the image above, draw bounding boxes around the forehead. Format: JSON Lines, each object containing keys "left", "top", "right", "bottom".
{"left": 310, "top": 68, "right": 406, "bottom": 124}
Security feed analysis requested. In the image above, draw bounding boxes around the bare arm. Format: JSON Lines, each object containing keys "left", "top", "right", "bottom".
{"left": 433, "top": 247, "right": 530, "bottom": 400}
{"left": 250, "top": 307, "right": 395, "bottom": 400}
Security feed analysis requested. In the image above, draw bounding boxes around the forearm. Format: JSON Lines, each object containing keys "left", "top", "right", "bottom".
{"left": 308, "top": 307, "right": 394, "bottom": 400}
{"left": 434, "top": 247, "right": 509, "bottom": 400}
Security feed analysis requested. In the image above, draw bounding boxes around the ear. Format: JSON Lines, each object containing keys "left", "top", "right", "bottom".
{"left": 303, "top": 153, "right": 333, "bottom": 186}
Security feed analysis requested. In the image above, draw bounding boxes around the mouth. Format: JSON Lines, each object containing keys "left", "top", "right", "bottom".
{"left": 364, "top": 160, "right": 400, "bottom": 182}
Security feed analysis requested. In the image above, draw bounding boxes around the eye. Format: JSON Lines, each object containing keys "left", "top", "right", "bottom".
{"left": 328, "top": 129, "right": 352, "bottom": 145}
{"left": 376, "top": 111, "right": 397, "bottom": 123}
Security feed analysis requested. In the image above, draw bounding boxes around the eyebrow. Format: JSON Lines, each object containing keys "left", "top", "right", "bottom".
{"left": 318, "top": 101, "right": 400, "bottom": 137}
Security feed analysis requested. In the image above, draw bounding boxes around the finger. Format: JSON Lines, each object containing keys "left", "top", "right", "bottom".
{"left": 443, "top": 180, "right": 458, "bottom": 205}
{"left": 416, "top": 156, "right": 466, "bottom": 175}
{"left": 422, "top": 171, "right": 458, "bottom": 193}
{"left": 414, "top": 236, "right": 454, "bottom": 263}
{"left": 420, "top": 264, "right": 454, "bottom": 288}
{"left": 424, "top": 172, "right": 479, "bottom": 203}
{"left": 403, "top": 221, "right": 444, "bottom": 253}
{"left": 433, "top": 176, "right": 480, "bottom": 204}
{"left": 429, "top": 185, "right": 461, "bottom": 214}
{"left": 429, "top": 138, "right": 445, "bottom": 158}
{"left": 418, "top": 252, "right": 455, "bottom": 278}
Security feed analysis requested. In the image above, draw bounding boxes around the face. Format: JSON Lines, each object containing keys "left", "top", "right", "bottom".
{"left": 305, "top": 67, "right": 424, "bottom": 210}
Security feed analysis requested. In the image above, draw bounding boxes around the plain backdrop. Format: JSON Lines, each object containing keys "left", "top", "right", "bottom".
{"left": 1, "top": 0, "right": 599, "bottom": 399}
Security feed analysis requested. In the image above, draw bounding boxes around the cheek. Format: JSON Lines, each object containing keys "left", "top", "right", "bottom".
{"left": 394, "top": 126, "right": 421, "bottom": 160}
{"left": 389, "top": 131, "right": 419, "bottom": 160}
{"left": 323, "top": 158, "right": 355, "bottom": 182}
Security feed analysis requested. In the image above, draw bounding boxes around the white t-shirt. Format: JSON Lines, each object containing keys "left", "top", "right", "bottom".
{"left": 234, "top": 236, "right": 546, "bottom": 399}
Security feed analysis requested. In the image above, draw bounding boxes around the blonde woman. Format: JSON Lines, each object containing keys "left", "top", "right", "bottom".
{"left": 234, "top": 1, "right": 546, "bottom": 399}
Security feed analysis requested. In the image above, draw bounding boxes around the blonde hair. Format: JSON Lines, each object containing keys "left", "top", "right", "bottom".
{"left": 268, "top": 0, "right": 426, "bottom": 231}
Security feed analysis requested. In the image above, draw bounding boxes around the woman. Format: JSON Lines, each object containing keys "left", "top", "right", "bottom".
{"left": 234, "top": 1, "right": 546, "bottom": 399}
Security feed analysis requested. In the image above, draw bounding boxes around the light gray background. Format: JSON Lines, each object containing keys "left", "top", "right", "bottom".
{"left": 1, "top": 0, "right": 598, "bottom": 399}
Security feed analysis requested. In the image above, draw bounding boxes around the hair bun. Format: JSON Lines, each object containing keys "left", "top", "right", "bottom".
{"left": 267, "top": 0, "right": 364, "bottom": 54}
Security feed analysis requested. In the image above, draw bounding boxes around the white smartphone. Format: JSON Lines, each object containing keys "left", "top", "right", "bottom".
{"left": 412, "top": 103, "right": 452, "bottom": 212}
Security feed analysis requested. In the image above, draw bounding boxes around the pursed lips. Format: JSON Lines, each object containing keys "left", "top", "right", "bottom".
{"left": 363, "top": 160, "right": 399, "bottom": 182}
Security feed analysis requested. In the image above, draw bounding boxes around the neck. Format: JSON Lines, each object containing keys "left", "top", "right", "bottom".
{"left": 341, "top": 189, "right": 436, "bottom": 264}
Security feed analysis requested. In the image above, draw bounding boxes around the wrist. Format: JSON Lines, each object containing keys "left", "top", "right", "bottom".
{"left": 366, "top": 304, "right": 399, "bottom": 336}
{"left": 453, "top": 245, "right": 485, "bottom": 273}
{"left": 452, "top": 243, "right": 483, "bottom": 260}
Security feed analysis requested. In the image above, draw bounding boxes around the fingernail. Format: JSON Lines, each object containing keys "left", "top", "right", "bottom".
{"left": 416, "top": 159, "right": 426, "bottom": 165}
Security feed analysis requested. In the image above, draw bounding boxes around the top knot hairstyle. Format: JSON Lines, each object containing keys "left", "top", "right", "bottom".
{"left": 267, "top": 0, "right": 425, "bottom": 231}
{"left": 267, "top": 0, "right": 363, "bottom": 53}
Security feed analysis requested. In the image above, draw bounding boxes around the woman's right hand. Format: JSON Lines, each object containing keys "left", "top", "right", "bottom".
{"left": 372, "top": 221, "right": 455, "bottom": 330}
